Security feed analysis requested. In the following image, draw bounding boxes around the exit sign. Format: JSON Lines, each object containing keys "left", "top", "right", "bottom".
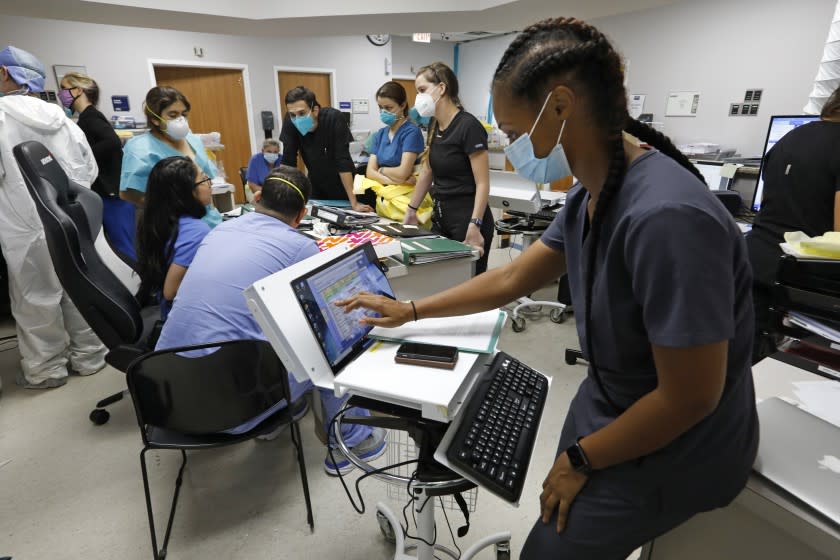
{"left": 413, "top": 33, "right": 431, "bottom": 43}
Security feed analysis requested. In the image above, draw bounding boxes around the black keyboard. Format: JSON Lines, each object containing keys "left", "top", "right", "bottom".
{"left": 505, "top": 207, "right": 560, "bottom": 222}
{"left": 444, "top": 352, "right": 548, "bottom": 503}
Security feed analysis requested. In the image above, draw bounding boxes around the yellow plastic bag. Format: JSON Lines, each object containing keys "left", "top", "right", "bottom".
{"left": 354, "top": 175, "right": 433, "bottom": 225}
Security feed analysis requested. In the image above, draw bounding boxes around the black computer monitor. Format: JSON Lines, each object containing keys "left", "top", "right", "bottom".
{"left": 752, "top": 115, "right": 821, "bottom": 212}
{"left": 291, "top": 243, "right": 394, "bottom": 374}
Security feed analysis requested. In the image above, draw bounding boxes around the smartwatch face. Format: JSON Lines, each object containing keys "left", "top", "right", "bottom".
{"left": 566, "top": 443, "right": 587, "bottom": 472}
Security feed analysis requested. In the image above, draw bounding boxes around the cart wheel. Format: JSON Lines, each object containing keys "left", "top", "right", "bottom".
{"left": 549, "top": 308, "right": 566, "bottom": 324}
{"left": 376, "top": 511, "right": 396, "bottom": 544}
{"left": 89, "top": 408, "right": 110, "bottom": 425}
{"left": 496, "top": 541, "right": 511, "bottom": 560}
{"left": 564, "top": 349, "right": 577, "bottom": 366}
{"left": 511, "top": 317, "right": 526, "bottom": 333}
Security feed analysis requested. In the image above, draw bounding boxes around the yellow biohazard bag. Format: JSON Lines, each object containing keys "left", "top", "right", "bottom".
{"left": 353, "top": 175, "right": 433, "bottom": 225}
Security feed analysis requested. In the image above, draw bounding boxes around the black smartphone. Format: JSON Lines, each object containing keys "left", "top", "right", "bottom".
{"left": 395, "top": 342, "right": 459, "bottom": 369}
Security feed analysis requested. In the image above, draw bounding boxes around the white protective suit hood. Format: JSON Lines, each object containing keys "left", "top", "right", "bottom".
{"left": 0, "top": 94, "right": 67, "bottom": 133}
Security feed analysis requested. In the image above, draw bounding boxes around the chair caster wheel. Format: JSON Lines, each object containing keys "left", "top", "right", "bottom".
{"left": 496, "top": 540, "right": 511, "bottom": 560}
{"left": 549, "top": 308, "right": 566, "bottom": 323}
{"left": 511, "top": 317, "right": 526, "bottom": 333}
{"left": 90, "top": 408, "right": 110, "bottom": 425}
{"left": 376, "top": 510, "right": 396, "bottom": 544}
{"left": 564, "top": 349, "right": 577, "bottom": 365}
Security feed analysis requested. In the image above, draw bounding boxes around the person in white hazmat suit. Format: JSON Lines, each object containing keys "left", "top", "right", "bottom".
{"left": 0, "top": 46, "right": 106, "bottom": 390}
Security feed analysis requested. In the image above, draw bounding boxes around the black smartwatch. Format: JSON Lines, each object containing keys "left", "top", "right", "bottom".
{"left": 469, "top": 217, "right": 483, "bottom": 227}
{"left": 565, "top": 439, "right": 593, "bottom": 475}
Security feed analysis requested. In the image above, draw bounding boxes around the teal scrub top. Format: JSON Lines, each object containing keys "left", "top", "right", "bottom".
{"left": 120, "top": 132, "right": 222, "bottom": 228}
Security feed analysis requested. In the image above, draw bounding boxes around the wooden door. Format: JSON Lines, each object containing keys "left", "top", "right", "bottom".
{"left": 277, "top": 71, "right": 332, "bottom": 172}
{"left": 393, "top": 78, "right": 418, "bottom": 110}
{"left": 278, "top": 71, "right": 332, "bottom": 112}
{"left": 154, "top": 66, "right": 251, "bottom": 203}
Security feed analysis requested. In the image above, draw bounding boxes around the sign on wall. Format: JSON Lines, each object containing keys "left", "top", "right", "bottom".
{"left": 629, "top": 94, "right": 646, "bottom": 119}
{"left": 665, "top": 91, "right": 700, "bottom": 117}
{"left": 111, "top": 95, "right": 130, "bottom": 112}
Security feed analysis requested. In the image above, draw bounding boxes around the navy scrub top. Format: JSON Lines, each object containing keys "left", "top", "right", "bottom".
{"left": 541, "top": 149, "right": 758, "bottom": 512}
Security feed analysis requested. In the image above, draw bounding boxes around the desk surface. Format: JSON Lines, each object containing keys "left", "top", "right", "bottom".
{"left": 751, "top": 355, "right": 819, "bottom": 401}
{"left": 747, "top": 357, "right": 840, "bottom": 549}
{"left": 334, "top": 342, "right": 482, "bottom": 423}
{"left": 643, "top": 357, "right": 840, "bottom": 560}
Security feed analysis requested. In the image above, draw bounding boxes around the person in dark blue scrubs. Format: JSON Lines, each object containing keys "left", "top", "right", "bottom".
{"left": 366, "top": 81, "right": 425, "bottom": 187}
{"left": 245, "top": 138, "right": 282, "bottom": 194}
{"left": 339, "top": 17, "right": 758, "bottom": 559}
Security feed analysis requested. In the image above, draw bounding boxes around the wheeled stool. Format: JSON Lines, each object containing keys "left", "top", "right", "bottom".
{"left": 494, "top": 216, "right": 567, "bottom": 332}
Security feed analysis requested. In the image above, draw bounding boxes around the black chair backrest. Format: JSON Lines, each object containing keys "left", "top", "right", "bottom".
{"left": 127, "top": 340, "right": 293, "bottom": 435}
{"left": 239, "top": 166, "right": 248, "bottom": 190}
{"left": 13, "top": 141, "right": 143, "bottom": 349}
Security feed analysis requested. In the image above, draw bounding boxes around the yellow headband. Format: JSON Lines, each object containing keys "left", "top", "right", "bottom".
{"left": 266, "top": 176, "right": 306, "bottom": 203}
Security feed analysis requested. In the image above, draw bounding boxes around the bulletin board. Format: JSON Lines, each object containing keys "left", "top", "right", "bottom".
{"left": 52, "top": 65, "right": 87, "bottom": 87}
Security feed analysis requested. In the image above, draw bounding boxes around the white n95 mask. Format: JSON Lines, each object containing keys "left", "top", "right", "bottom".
{"left": 413, "top": 85, "right": 440, "bottom": 118}
{"left": 163, "top": 116, "right": 191, "bottom": 141}
{"left": 504, "top": 92, "right": 572, "bottom": 184}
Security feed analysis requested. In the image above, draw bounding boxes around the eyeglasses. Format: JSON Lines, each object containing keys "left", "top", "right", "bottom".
{"left": 194, "top": 177, "right": 212, "bottom": 188}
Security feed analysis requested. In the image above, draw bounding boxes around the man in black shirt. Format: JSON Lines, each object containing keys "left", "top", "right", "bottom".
{"left": 747, "top": 90, "right": 840, "bottom": 362}
{"left": 280, "top": 86, "right": 372, "bottom": 211}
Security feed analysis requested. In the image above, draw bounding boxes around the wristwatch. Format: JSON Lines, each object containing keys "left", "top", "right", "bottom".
{"left": 469, "top": 218, "right": 483, "bottom": 227}
{"left": 565, "top": 439, "right": 593, "bottom": 475}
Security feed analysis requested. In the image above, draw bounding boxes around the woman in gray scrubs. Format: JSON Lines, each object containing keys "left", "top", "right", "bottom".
{"left": 339, "top": 17, "right": 758, "bottom": 559}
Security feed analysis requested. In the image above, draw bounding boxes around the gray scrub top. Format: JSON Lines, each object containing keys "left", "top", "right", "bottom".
{"left": 541, "top": 150, "right": 758, "bottom": 513}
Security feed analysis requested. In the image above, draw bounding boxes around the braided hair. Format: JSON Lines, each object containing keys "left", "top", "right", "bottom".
{"left": 493, "top": 18, "right": 704, "bottom": 412}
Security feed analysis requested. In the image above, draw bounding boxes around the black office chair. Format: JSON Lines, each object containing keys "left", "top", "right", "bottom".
{"left": 13, "top": 140, "right": 158, "bottom": 424}
{"left": 127, "top": 339, "right": 314, "bottom": 559}
{"left": 239, "top": 166, "right": 248, "bottom": 191}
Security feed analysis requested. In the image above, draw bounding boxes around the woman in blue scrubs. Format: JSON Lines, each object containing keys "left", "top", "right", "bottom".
{"left": 245, "top": 138, "right": 282, "bottom": 194}
{"left": 366, "top": 81, "right": 425, "bottom": 186}
{"left": 120, "top": 86, "right": 222, "bottom": 260}
{"left": 136, "top": 156, "right": 212, "bottom": 320}
{"left": 340, "top": 17, "right": 758, "bottom": 559}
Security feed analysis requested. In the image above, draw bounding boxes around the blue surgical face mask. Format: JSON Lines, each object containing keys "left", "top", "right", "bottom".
{"left": 292, "top": 111, "right": 314, "bottom": 136}
{"left": 408, "top": 107, "right": 431, "bottom": 127}
{"left": 380, "top": 109, "right": 399, "bottom": 126}
{"left": 504, "top": 91, "right": 572, "bottom": 184}
{"left": 264, "top": 152, "right": 279, "bottom": 164}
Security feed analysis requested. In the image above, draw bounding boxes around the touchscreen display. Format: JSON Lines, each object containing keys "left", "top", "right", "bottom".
{"left": 292, "top": 243, "right": 394, "bottom": 374}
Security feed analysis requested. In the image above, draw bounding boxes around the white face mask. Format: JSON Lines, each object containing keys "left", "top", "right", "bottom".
{"left": 163, "top": 116, "right": 191, "bottom": 141}
{"left": 414, "top": 85, "right": 441, "bottom": 118}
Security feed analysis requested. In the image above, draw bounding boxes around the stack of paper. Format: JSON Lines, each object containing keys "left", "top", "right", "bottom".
{"left": 785, "top": 311, "right": 840, "bottom": 344}
{"left": 793, "top": 380, "right": 840, "bottom": 428}
{"left": 369, "top": 310, "right": 507, "bottom": 353}
{"left": 400, "top": 238, "right": 474, "bottom": 264}
{"left": 781, "top": 231, "right": 840, "bottom": 260}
